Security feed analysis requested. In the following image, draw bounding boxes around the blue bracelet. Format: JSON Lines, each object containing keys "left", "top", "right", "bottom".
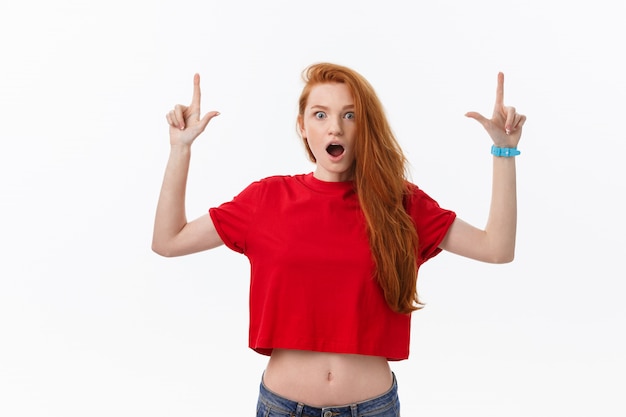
{"left": 491, "top": 145, "right": 520, "bottom": 157}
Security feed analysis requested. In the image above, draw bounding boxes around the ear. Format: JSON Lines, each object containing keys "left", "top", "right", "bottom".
{"left": 297, "top": 115, "right": 305, "bottom": 137}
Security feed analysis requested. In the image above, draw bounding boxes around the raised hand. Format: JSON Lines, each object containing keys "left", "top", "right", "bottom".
{"left": 165, "top": 73, "right": 220, "bottom": 147}
{"left": 465, "top": 72, "right": 526, "bottom": 148}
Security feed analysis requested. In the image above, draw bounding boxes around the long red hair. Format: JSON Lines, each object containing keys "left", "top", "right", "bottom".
{"left": 297, "top": 62, "right": 421, "bottom": 314}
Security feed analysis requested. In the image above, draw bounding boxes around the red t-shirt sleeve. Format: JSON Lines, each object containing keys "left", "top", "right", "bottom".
{"left": 405, "top": 184, "right": 457, "bottom": 265}
{"left": 208, "top": 180, "right": 264, "bottom": 254}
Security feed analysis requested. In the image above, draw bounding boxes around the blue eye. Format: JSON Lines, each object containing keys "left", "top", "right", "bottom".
{"left": 344, "top": 112, "right": 355, "bottom": 120}
{"left": 315, "top": 111, "right": 326, "bottom": 119}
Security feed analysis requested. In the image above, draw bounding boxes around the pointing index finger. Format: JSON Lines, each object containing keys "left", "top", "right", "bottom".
{"left": 495, "top": 72, "right": 505, "bottom": 107}
{"left": 191, "top": 73, "right": 202, "bottom": 109}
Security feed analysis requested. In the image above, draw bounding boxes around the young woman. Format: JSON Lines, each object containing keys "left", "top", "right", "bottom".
{"left": 152, "top": 63, "right": 526, "bottom": 417}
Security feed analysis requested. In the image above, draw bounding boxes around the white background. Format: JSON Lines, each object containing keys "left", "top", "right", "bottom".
{"left": 1, "top": 1, "right": 624, "bottom": 416}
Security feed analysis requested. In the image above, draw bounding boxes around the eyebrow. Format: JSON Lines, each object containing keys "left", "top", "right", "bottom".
{"left": 308, "top": 104, "right": 355, "bottom": 111}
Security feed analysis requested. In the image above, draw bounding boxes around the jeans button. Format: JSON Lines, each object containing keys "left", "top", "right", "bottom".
{"left": 323, "top": 412, "right": 333, "bottom": 417}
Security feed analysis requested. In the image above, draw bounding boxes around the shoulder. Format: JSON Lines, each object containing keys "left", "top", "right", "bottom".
{"left": 251, "top": 173, "right": 309, "bottom": 189}
{"left": 404, "top": 181, "right": 435, "bottom": 206}
{"left": 404, "top": 181, "right": 454, "bottom": 217}
{"left": 257, "top": 174, "right": 305, "bottom": 184}
{"left": 234, "top": 174, "right": 308, "bottom": 197}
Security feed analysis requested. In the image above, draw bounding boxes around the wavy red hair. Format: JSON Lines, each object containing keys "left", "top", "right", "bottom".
{"left": 297, "top": 63, "right": 421, "bottom": 314}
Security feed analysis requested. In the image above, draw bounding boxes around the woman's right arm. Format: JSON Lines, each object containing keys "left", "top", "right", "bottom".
{"left": 151, "top": 74, "right": 223, "bottom": 257}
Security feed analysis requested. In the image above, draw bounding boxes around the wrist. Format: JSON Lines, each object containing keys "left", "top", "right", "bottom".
{"left": 168, "top": 143, "right": 193, "bottom": 160}
{"left": 170, "top": 142, "right": 192, "bottom": 152}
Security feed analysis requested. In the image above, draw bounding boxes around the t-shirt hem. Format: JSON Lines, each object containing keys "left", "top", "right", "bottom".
{"left": 250, "top": 344, "right": 409, "bottom": 361}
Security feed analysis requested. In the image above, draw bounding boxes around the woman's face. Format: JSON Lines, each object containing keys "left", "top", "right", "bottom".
{"left": 299, "top": 82, "right": 357, "bottom": 182}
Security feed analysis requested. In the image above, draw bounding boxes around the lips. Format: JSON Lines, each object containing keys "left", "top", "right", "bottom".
{"left": 326, "top": 144, "right": 345, "bottom": 157}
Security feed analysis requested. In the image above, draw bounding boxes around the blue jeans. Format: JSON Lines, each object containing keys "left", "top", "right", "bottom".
{"left": 256, "top": 373, "right": 400, "bottom": 417}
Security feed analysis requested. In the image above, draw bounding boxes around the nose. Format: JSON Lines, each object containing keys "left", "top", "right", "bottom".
{"left": 328, "top": 117, "right": 343, "bottom": 136}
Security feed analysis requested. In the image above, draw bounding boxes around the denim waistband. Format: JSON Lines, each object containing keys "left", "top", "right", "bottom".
{"left": 257, "top": 373, "right": 399, "bottom": 417}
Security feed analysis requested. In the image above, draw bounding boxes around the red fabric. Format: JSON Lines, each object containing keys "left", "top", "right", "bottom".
{"left": 209, "top": 173, "right": 456, "bottom": 360}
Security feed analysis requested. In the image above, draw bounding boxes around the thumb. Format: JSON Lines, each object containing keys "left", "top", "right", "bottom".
{"left": 198, "top": 110, "right": 221, "bottom": 129}
{"left": 465, "top": 111, "right": 489, "bottom": 127}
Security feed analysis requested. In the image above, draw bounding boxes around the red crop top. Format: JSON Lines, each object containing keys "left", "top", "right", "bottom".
{"left": 209, "top": 173, "right": 456, "bottom": 360}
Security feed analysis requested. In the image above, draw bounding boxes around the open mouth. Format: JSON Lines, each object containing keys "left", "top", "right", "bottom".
{"left": 326, "top": 144, "right": 345, "bottom": 157}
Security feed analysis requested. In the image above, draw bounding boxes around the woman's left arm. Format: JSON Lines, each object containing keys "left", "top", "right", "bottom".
{"left": 439, "top": 72, "right": 526, "bottom": 263}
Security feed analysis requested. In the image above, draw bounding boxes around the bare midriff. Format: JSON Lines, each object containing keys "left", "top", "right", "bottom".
{"left": 262, "top": 349, "right": 393, "bottom": 407}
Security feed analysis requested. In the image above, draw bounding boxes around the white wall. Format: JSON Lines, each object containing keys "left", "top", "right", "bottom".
{"left": 1, "top": 1, "right": 624, "bottom": 416}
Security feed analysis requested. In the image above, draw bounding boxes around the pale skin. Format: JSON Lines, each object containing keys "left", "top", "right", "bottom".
{"left": 152, "top": 72, "right": 526, "bottom": 406}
